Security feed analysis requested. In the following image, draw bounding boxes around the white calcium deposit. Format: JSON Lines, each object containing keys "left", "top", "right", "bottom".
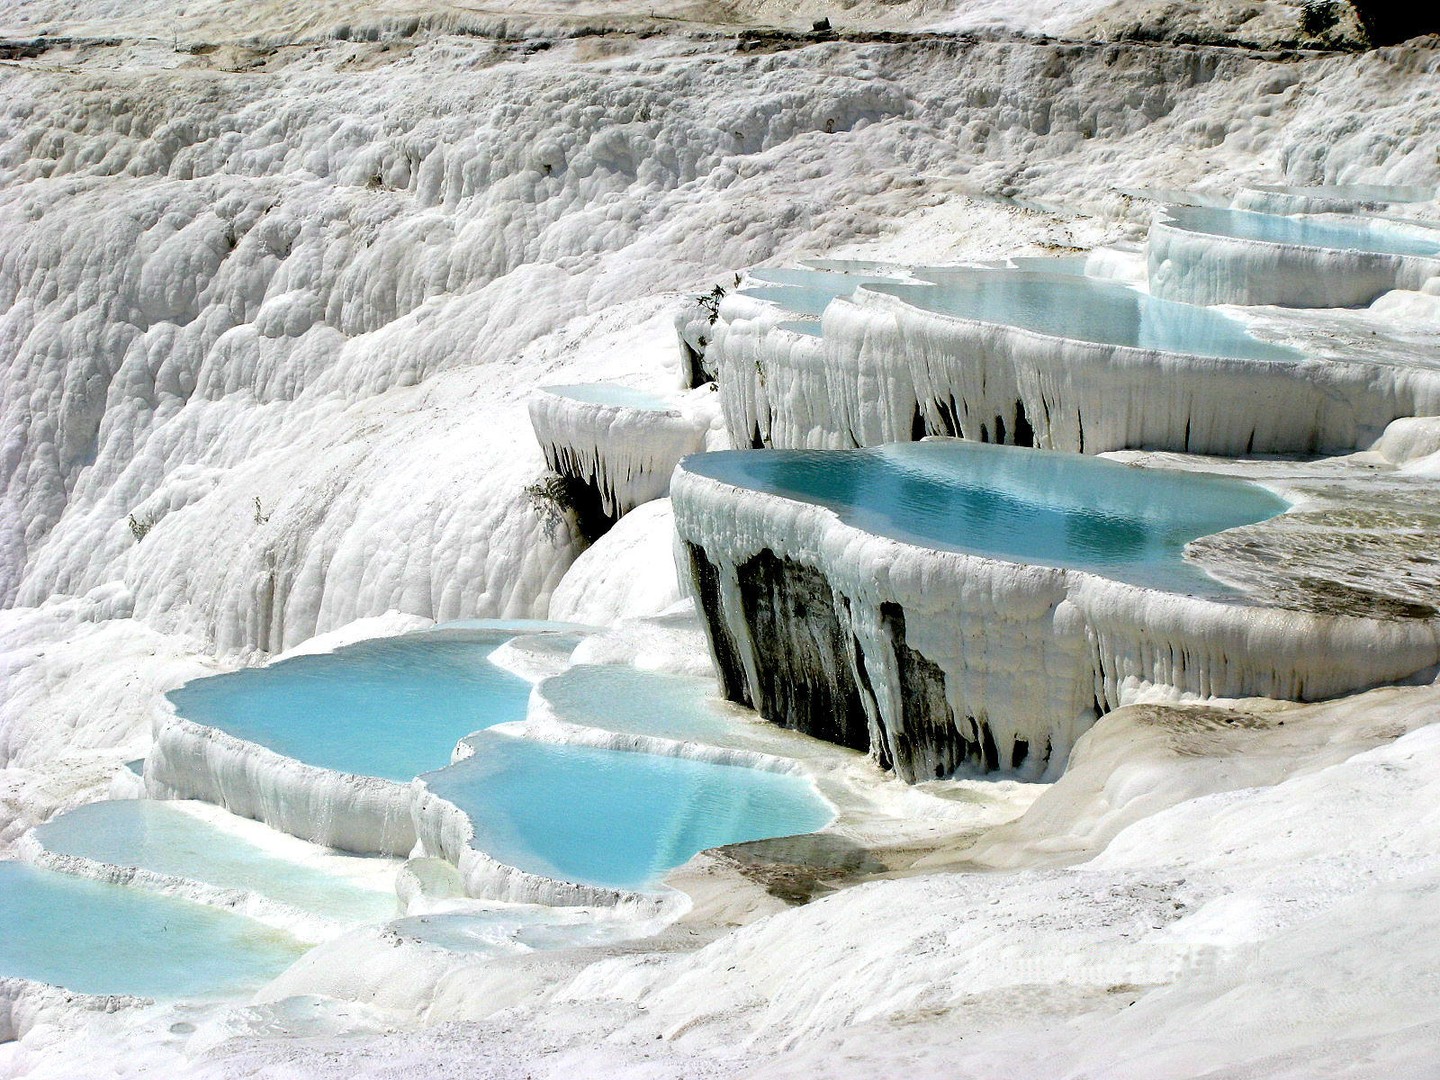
{"left": 715, "top": 280, "right": 1440, "bottom": 455}
{"left": 5, "top": 1, "right": 1440, "bottom": 1076}
{"left": 1148, "top": 206, "right": 1440, "bottom": 307}
{"left": 527, "top": 386, "right": 713, "bottom": 522}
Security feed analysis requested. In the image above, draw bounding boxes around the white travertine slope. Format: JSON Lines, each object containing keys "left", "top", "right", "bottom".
{"left": 4, "top": 6, "right": 1440, "bottom": 1078}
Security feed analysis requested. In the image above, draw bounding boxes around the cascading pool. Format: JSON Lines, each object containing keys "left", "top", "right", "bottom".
{"left": 864, "top": 271, "right": 1304, "bottom": 361}
{"left": 32, "top": 800, "right": 397, "bottom": 925}
{"left": 1165, "top": 205, "right": 1440, "bottom": 258}
{"left": 681, "top": 440, "right": 1288, "bottom": 594}
{"left": 537, "top": 664, "right": 742, "bottom": 743}
{"left": 0, "top": 861, "right": 305, "bottom": 998}
{"left": 424, "top": 731, "right": 833, "bottom": 891}
{"left": 166, "top": 626, "right": 568, "bottom": 781}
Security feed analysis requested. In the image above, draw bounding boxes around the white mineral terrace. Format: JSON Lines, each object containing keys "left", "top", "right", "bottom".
{"left": 713, "top": 267, "right": 1440, "bottom": 455}
{"left": 1148, "top": 205, "right": 1440, "bottom": 307}
{"left": 672, "top": 439, "right": 1440, "bottom": 784}
{"left": 527, "top": 383, "right": 712, "bottom": 529}
{"left": 1233, "top": 183, "right": 1438, "bottom": 217}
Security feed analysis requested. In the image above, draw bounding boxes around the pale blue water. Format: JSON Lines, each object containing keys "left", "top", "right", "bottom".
{"left": 777, "top": 320, "right": 823, "bottom": 337}
{"left": 542, "top": 383, "right": 674, "bottom": 410}
{"left": 538, "top": 665, "right": 737, "bottom": 742}
{"left": 1257, "top": 184, "right": 1433, "bottom": 203}
{"left": 424, "top": 732, "right": 833, "bottom": 890}
{"left": 683, "top": 441, "right": 1288, "bottom": 595}
{"left": 34, "top": 801, "right": 396, "bottom": 925}
{"left": 0, "top": 861, "right": 305, "bottom": 998}
{"left": 167, "top": 628, "right": 542, "bottom": 781}
{"left": 738, "top": 268, "right": 898, "bottom": 317}
{"left": 1170, "top": 206, "right": 1440, "bottom": 258}
{"left": 864, "top": 271, "right": 1304, "bottom": 361}
{"left": 748, "top": 267, "right": 901, "bottom": 289}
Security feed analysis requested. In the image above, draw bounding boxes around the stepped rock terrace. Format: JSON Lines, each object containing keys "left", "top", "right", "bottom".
{"left": 716, "top": 268, "right": 1440, "bottom": 456}
{"left": 149, "top": 623, "right": 582, "bottom": 856}
{"left": 528, "top": 383, "right": 709, "bottom": 540}
{"left": 1148, "top": 205, "right": 1440, "bottom": 306}
{"left": 674, "top": 439, "right": 1440, "bottom": 783}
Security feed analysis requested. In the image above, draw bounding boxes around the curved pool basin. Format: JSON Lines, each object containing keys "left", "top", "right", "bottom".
{"left": 681, "top": 440, "right": 1287, "bottom": 594}
{"left": 423, "top": 732, "right": 833, "bottom": 891}
{"left": 167, "top": 627, "right": 549, "bottom": 782}
{"left": 863, "top": 271, "right": 1304, "bottom": 362}
{"left": 0, "top": 861, "right": 305, "bottom": 999}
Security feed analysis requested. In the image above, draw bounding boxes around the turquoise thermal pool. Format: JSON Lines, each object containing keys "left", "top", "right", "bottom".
{"left": 682, "top": 440, "right": 1288, "bottom": 594}
{"left": 0, "top": 861, "right": 305, "bottom": 998}
{"left": 424, "top": 732, "right": 834, "bottom": 890}
{"left": 167, "top": 626, "right": 551, "bottom": 781}
{"left": 32, "top": 800, "right": 397, "bottom": 925}
{"left": 865, "top": 271, "right": 1304, "bottom": 362}
{"left": 739, "top": 268, "right": 902, "bottom": 317}
{"left": 1166, "top": 206, "right": 1440, "bottom": 258}
{"left": 538, "top": 665, "right": 740, "bottom": 743}
{"left": 1249, "top": 184, "right": 1434, "bottom": 203}
{"left": 541, "top": 383, "right": 675, "bottom": 410}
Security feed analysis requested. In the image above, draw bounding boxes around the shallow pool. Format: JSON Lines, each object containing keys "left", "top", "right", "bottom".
{"left": 865, "top": 271, "right": 1304, "bottom": 362}
{"left": 538, "top": 665, "right": 740, "bottom": 743}
{"left": 424, "top": 732, "right": 833, "bottom": 890}
{"left": 1250, "top": 183, "right": 1433, "bottom": 203}
{"left": 1167, "top": 205, "right": 1440, "bottom": 258}
{"left": 167, "top": 627, "right": 554, "bottom": 781}
{"left": 33, "top": 801, "right": 396, "bottom": 925}
{"left": 682, "top": 440, "right": 1288, "bottom": 594}
{"left": 541, "top": 383, "right": 675, "bottom": 410}
{"left": 0, "top": 861, "right": 305, "bottom": 998}
{"left": 738, "top": 268, "right": 902, "bottom": 318}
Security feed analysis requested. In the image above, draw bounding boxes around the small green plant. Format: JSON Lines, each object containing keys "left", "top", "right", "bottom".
{"left": 526, "top": 474, "right": 579, "bottom": 536}
{"left": 253, "top": 496, "right": 270, "bottom": 525}
{"left": 127, "top": 513, "right": 154, "bottom": 542}
{"left": 694, "top": 282, "right": 727, "bottom": 325}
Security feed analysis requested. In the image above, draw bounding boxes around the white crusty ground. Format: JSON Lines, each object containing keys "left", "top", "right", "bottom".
{"left": 3, "top": 2, "right": 1440, "bottom": 1076}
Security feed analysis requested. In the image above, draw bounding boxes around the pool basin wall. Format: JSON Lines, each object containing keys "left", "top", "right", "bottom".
{"left": 715, "top": 285, "right": 1435, "bottom": 456}
{"left": 671, "top": 460, "right": 1440, "bottom": 784}
{"left": 1233, "top": 185, "right": 1435, "bottom": 217}
{"left": 408, "top": 773, "right": 681, "bottom": 914}
{"left": 1148, "top": 206, "right": 1440, "bottom": 307}
{"left": 528, "top": 387, "right": 709, "bottom": 536}
{"left": 146, "top": 714, "right": 418, "bottom": 857}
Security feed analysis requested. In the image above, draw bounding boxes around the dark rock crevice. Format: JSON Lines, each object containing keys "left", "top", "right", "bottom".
{"left": 735, "top": 550, "right": 872, "bottom": 752}
{"left": 684, "top": 542, "right": 752, "bottom": 706}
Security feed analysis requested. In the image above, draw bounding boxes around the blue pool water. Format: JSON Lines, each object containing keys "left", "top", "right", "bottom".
{"left": 424, "top": 732, "right": 833, "bottom": 890}
{"left": 777, "top": 320, "right": 823, "bottom": 337}
{"left": 33, "top": 801, "right": 396, "bottom": 925}
{"left": 864, "top": 271, "right": 1304, "bottom": 361}
{"left": 167, "top": 627, "right": 548, "bottom": 781}
{"left": 542, "top": 383, "right": 674, "bottom": 410}
{"left": 0, "top": 861, "right": 305, "bottom": 998}
{"left": 538, "top": 665, "right": 739, "bottom": 743}
{"left": 1252, "top": 184, "right": 1434, "bottom": 203}
{"left": 739, "top": 268, "right": 900, "bottom": 318}
{"left": 683, "top": 440, "right": 1288, "bottom": 594}
{"left": 1168, "top": 205, "right": 1440, "bottom": 258}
